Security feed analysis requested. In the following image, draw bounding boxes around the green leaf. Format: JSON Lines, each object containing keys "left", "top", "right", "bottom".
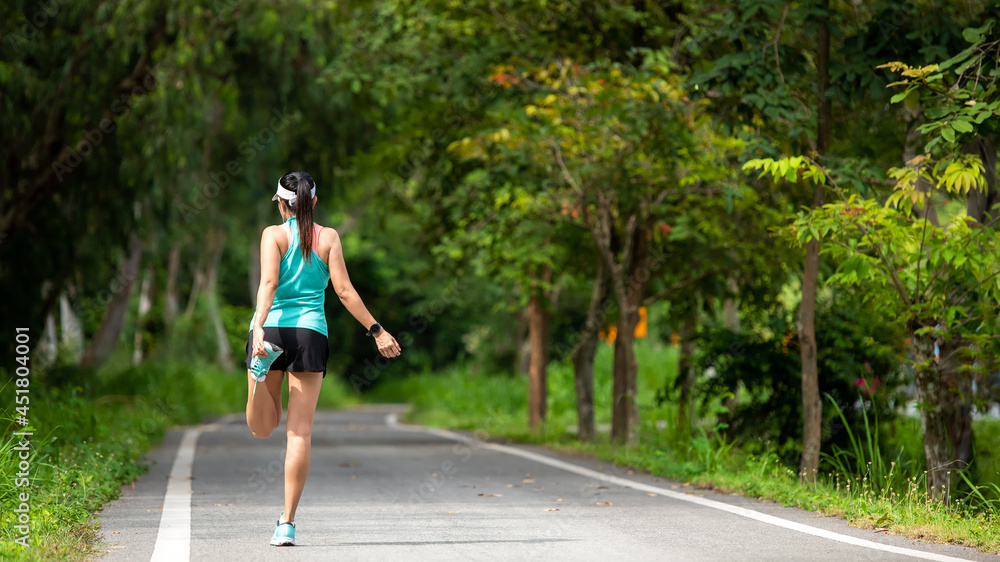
{"left": 962, "top": 21, "right": 994, "bottom": 44}
{"left": 941, "top": 126, "right": 956, "bottom": 143}
{"left": 952, "top": 119, "right": 974, "bottom": 133}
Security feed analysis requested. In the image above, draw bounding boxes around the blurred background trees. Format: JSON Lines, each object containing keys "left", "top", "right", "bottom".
{"left": 3, "top": 0, "right": 999, "bottom": 501}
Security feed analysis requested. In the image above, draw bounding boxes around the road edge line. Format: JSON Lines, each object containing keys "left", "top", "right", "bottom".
{"left": 149, "top": 416, "right": 237, "bottom": 562}
{"left": 384, "top": 413, "right": 973, "bottom": 562}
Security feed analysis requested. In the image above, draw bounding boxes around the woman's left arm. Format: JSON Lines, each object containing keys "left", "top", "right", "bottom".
{"left": 251, "top": 226, "right": 283, "bottom": 357}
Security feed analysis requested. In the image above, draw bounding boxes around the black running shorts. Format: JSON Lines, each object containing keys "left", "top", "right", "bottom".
{"left": 244, "top": 327, "right": 329, "bottom": 377}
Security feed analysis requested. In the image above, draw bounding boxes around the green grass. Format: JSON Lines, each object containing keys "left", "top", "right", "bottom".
{"left": 0, "top": 361, "right": 358, "bottom": 561}
{"left": 365, "top": 339, "right": 1000, "bottom": 555}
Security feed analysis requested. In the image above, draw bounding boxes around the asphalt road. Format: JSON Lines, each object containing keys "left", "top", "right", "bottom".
{"left": 96, "top": 404, "right": 999, "bottom": 561}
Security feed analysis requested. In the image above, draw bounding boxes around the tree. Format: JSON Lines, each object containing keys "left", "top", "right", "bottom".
{"left": 476, "top": 57, "right": 744, "bottom": 445}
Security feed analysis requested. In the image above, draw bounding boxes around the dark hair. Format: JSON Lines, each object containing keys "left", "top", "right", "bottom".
{"left": 277, "top": 170, "right": 316, "bottom": 262}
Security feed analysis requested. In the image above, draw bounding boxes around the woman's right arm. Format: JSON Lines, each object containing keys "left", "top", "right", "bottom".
{"left": 251, "top": 226, "right": 283, "bottom": 357}
{"left": 323, "top": 228, "right": 401, "bottom": 358}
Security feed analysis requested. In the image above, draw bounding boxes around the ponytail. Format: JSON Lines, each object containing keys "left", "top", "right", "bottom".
{"left": 277, "top": 171, "right": 316, "bottom": 262}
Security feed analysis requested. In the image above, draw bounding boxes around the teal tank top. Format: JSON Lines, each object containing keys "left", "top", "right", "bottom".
{"left": 249, "top": 216, "right": 330, "bottom": 336}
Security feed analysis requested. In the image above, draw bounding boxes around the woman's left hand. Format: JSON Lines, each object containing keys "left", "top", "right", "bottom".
{"left": 375, "top": 331, "right": 402, "bottom": 358}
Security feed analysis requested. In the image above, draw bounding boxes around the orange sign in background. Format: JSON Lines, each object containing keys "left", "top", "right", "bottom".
{"left": 599, "top": 307, "right": 647, "bottom": 343}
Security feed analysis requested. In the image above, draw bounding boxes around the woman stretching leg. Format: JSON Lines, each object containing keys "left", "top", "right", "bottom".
{"left": 244, "top": 170, "right": 400, "bottom": 546}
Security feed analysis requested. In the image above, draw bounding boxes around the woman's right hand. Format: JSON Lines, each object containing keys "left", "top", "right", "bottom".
{"left": 375, "top": 331, "right": 402, "bottom": 358}
{"left": 252, "top": 325, "right": 267, "bottom": 357}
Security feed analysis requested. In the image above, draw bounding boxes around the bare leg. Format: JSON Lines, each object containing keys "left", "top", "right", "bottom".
{"left": 282, "top": 371, "right": 323, "bottom": 522}
{"left": 246, "top": 369, "right": 284, "bottom": 438}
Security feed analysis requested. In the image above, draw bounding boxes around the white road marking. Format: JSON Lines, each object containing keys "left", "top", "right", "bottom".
{"left": 385, "top": 413, "right": 973, "bottom": 562}
{"left": 150, "top": 419, "right": 230, "bottom": 562}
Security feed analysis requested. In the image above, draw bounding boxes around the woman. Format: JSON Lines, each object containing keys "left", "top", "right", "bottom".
{"left": 245, "top": 170, "right": 401, "bottom": 546}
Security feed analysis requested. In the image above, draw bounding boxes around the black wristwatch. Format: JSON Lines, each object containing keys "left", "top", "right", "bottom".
{"left": 366, "top": 322, "right": 382, "bottom": 337}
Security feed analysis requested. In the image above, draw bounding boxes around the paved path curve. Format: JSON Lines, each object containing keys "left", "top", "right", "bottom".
{"left": 96, "top": 404, "right": 999, "bottom": 561}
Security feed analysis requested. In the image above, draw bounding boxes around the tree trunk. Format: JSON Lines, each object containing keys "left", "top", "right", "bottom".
{"left": 800, "top": 0, "right": 831, "bottom": 482}
{"left": 164, "top": 243, "right": 180, "bottom": 323}
{"left": 80, "top": 236, "right": 143, "bottom": 369}
{"left": 59, "top": 290, "right": 83, "bottom": 363}
{"left": 611, "top": 225, "right": 650, "bottom": 447}
{"left": 964, "top": 136, "right": 998, "bottom": 227}
{"left": 39, "top": 312, "right": 58, "bottom": 369}
{"left": 528, "top": 286, "right": 551, "bottom": 433}
{"left": 132, "top": 270, "right": 152, "bottom": 365}
{"left": 723, "top": 276, "right": 740, "bottom": 333}
{"left": 515, "top": 306, "right": 531, "bottom": 376}
{"left": 676, "top": 313, "right": 697, "bottom": 441}
{"left": 723, "top": 275, "right": 740, "bottom": 417}
{"left": 204, "top": 228, "right": 234, "bottom": 371}
{"left": 911, "top": 332, "right": 973, "bottom": 501}
{"left": 799, "top": 242, "right": 822, "bottom": 481}
{"left": 571, "top": 257, "right": 610, "bottom": 443}
{"left": 185, "top": 268, "right": 205, "bottom": 318}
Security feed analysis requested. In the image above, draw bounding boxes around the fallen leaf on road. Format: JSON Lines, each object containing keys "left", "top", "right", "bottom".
{"left": 670, "top": 485, "right": 679, "bottom": 489}
{"left": 646, "top": 493, "right": 657, "bottom": 497}
{"left": 543, "top": 508, "right": 559, "bottom": 512}
{"left": 478, "top": 493, "right": 503, "bottom": 497}
{"left": 506, "top": 484, "right": 514, "bottom": 488}
{"left": 157, "top": 506, "right": 162, "bottom": 510}
{"left": 556, "top": 498, "right": 563, "bottom": 502}
{"left": 448, "top": 511, "right": 461, "bottom": 514}
{"left": 596, "top": 502, "right": 612, "bottom": 506}
{"left": 227, "top": 504, "right": 233, "bottom": 506}
{"left": 523, "top": 479, "right": 535, "bottom": 483}
{"left": 626, "top": 470, "right": 634, "bottom": 475}
{"left": 213, "top": 504, "right": 221, "bottom": 507}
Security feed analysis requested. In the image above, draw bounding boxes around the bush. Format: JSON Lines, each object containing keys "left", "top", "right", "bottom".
{"left": 693, "top": 291, "right": 909, "bottom": 466}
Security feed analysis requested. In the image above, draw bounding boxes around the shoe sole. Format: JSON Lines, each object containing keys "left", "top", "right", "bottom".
{"left": 270, "top": 540, "right": 295, "bottom": 546}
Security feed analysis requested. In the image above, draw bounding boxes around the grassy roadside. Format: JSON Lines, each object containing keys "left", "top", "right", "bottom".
{"left": 0, "top": 362, "right": 358, "bottom": 561}
{"left": 364, "top": 343, "right": 1000, "bottom": 555}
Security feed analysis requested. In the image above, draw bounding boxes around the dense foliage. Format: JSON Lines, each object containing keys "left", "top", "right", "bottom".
{"left": 4, "top": 0, "right": 1000, "bottom": 530}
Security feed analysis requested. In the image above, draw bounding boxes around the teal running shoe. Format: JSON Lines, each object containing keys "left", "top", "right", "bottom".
{"left": 249, "top": 341, "right": 283, "bottom": 400}
{"left": 270, "top": 513, "right": 295, "bottom": 546}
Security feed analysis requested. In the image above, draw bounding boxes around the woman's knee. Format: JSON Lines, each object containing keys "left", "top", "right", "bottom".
{"left": 249, "top": 422, "right": 275, "bottom": 439}
{"left": 286, "top": 424, "right": 313, "bottom": 440}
